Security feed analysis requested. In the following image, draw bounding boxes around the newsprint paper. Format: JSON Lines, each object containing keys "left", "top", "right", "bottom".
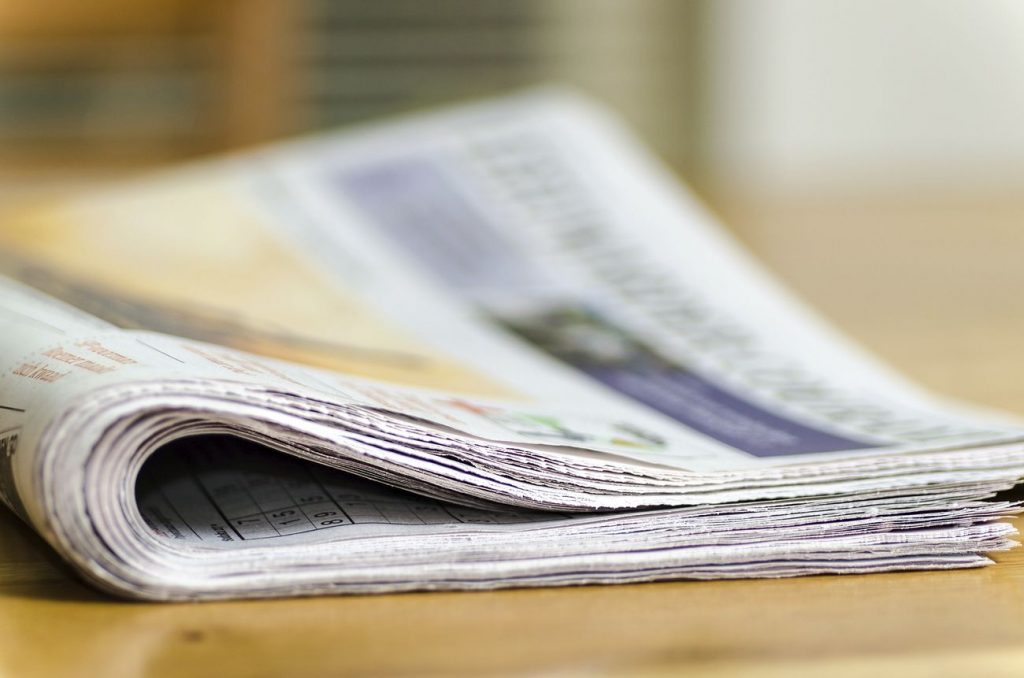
{"left": 1, "top": 89, "right": 1023, "bottom": 600}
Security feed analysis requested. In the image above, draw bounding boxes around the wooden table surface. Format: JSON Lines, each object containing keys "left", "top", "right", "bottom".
{"left": 4, "top": 191, "right": 1024, "bottom": 677}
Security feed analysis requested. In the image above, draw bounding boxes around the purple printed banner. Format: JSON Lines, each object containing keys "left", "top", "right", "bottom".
{"left": 337, "top": 160, "right": 877, "bottom": 456}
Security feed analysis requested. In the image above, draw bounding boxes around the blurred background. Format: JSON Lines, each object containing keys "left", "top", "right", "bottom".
{"left": 4, "top": 0, "right": 1024, "bottom": 196}
{"left": 0, "top": 0, "right": 702, "bottom": 175}
{"left": 4, "top": 0, "right": 1024, "bottom": 406}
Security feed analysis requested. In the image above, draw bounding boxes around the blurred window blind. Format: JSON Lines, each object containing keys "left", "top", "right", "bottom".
{"left": 0, "top": 0, "right": 217, "bottom": 165}
{"left": 0, "top": 0, "right": 700, "bottom": 170}
{"left": 0, "top": 37, "right": 209, "bottom": 151}
{"left": 299, "top": 0, "right": 700, "bottom": 168}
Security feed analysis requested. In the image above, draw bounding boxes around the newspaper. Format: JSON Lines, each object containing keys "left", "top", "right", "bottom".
{"left": 1, "top": 88, "right": 1022, "bottom": 600}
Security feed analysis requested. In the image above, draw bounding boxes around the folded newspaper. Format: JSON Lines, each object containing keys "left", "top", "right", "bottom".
{"left": 2, "top": 89, "right": 1023, "bottom": 601}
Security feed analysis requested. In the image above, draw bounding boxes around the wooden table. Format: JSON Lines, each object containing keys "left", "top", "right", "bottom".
{"left": 4, "top": 191, "right": 1024, "bottom": 677}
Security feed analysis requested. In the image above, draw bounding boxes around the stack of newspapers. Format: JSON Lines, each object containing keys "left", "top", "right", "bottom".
{"left": 1, "top": 89, "right": 1023, "bottom": 601}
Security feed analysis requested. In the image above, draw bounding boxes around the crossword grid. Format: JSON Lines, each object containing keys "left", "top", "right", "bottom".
{"left": 149, "top": 440, "right": 536, "bottom": 541}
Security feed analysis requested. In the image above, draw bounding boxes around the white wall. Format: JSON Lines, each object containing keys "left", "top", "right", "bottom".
{"left": 705, "top": 0, "right": 1024, "bottom": 193}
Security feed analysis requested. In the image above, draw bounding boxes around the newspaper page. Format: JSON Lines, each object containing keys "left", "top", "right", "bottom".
{"left": 5, "top": 89, "right": 1021, "bottom": 470}
{"left": 0, "top": 89, "right": 1022, "bottom": 599}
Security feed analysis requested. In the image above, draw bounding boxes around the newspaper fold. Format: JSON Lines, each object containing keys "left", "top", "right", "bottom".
{"left": 0, "top": 89, "right": 1022, "bottom": 600}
